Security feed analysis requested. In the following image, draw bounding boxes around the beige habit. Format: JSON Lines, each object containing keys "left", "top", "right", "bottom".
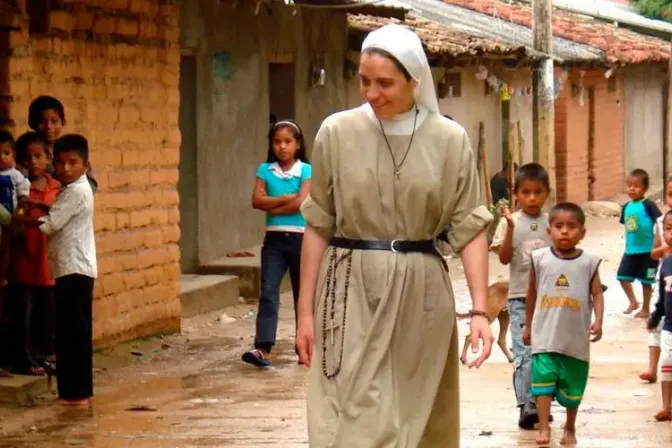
{"left": 300, "top": 24, "right": 492, "bottom": 448}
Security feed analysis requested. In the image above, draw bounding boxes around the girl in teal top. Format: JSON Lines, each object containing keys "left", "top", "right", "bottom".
{"left": 242, "top": 120, "right": 311, "bottom": 367}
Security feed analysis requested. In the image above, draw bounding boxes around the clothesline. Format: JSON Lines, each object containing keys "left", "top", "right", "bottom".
{"left": 475, "top": 65, "right": 570, "bottom": 101}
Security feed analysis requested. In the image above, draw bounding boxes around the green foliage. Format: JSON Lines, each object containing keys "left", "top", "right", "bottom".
{"left": 632, "top": 0, "right": 672, "bottom": 22}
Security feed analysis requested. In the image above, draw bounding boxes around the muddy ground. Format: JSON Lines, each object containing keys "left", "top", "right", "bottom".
{"left": 0, "top": 216, "right": 670, "bottom": 447}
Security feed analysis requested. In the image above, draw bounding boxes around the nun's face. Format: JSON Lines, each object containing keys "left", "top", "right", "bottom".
{"left": 359, "top": 52, "right": 417, "bottom": 119}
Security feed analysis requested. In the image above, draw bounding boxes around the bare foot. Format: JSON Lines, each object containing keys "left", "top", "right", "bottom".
{"left": 634, "top": 309, "right": 650, "bottom": 319}
{"left": 639, "top": 371, "right": 657, "bottom": 383}
{"left": 560, "top": 428, "right": 577, "bottom": 445}
{"left": 623, "top": 303, "right": 639, "bottom": 314}
{"left": 58, "top": 398, "right": 91, "bottom": 407}
{"left": 654, "top": 409, "right": 671, "bottom": 422}
{"left": 536, "top": 429, "right": 551, "bottom": 446}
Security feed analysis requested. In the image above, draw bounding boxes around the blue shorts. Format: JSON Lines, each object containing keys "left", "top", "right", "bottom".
{"left": 617, "top": 253, "right": 657, "bottom": 284}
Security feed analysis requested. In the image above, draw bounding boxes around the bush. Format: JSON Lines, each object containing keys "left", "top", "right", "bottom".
{"left": 632, "top": 0, "right": 672, "bottom": 22}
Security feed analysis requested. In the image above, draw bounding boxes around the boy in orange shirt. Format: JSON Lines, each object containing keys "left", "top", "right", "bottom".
{"left": 7, "top": 132, "right": 60, "bottom": 375}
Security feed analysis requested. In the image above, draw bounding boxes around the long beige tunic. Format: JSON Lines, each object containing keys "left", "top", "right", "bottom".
{"left": 301, "top": 107, "right": 492, "bottom": 448}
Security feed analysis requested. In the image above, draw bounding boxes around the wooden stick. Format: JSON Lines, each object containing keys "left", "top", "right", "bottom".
{"left": 478, "top": 122, "right": 492, "bottom": 205}
{"left": 508, "top": 123, "right": 516, "bottom": 210}
{"left": 517, "top": 120, "right": 524, "bottom": 167}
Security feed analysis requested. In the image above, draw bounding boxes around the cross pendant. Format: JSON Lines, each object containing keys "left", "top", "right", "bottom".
{"left": 394, "top": 168, "right": 400, "bottom": 179}
{"left": 330, "top": 320, "right": 335, "bottom": 345}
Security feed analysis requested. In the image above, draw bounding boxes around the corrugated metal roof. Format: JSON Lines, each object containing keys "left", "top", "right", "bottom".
{"left": 444, "top": 0, "right": 671, "bottom": 63}
{"left": 407, "top": 0, "right": 604, "bottom": 62}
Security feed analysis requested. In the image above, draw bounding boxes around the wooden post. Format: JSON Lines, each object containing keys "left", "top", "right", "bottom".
{"left": 517, "top": 121, "right": 525, "bottom": 167}
{"left": 478, "top": 122, "right": 493, "bottom": 205}
{"left": 508, "top": 123, "right": 516, "bottom": 210}
{"left": 533, "top": 0, "right": 556, "bottom": 204}
{"left": 665, "top": 36, "right": 672, "bottom": 186}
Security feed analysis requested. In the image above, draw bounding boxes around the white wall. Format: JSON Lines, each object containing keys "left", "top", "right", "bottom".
{"left": 624, "top": 66, "right": 666, "bottom": 187}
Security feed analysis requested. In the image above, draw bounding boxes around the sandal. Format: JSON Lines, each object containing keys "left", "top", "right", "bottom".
{"left": 42, "top": 359, "right": 57, "bottom": 376}
{"left": 242, "top": 349, "right": 271, "bottom": 367}
{"left": 13, "top": 363, "right": 45, "bottom": 376}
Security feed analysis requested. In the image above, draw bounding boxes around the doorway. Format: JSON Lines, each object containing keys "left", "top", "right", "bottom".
{"left": 178, "top": 54, "right": 198, "bottom": 272}
{"left": 588, "top": 87, "right": 596, "bottom": 201}
{"left": 269, "top": 63, "right": 296, "bottom": 122}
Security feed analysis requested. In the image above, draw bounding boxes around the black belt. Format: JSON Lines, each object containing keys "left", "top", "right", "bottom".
{"left": 330, "top": 238, "right": 437, "bottom": 255}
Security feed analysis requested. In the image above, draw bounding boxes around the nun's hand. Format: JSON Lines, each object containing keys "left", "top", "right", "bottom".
{"left": 295, "top": 316, "right": 314, "bottom": 367}
{"left": 468, "top": 315, "right": 493, "bottom": 368}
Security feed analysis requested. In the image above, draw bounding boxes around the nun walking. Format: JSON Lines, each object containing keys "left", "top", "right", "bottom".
{"left": 295, "top": 24, "right": 495, "bottom": 447}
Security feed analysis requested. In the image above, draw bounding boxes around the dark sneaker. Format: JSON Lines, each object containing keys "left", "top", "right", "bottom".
{"left": 518, "top": 404, "right": 539, "bottom": 430}
{"left": 242, "top": 349, "right": 271, "bottom": 367}
{"left": 518, "top": 404, "right": 553, "bottom": 429}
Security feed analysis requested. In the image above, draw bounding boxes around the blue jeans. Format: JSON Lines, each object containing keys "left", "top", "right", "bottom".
{"left": 509, "top": 299, "right": 534, "bottom": 408}
{"left": 254, "top": 231, "right": 303, "bottom": 352}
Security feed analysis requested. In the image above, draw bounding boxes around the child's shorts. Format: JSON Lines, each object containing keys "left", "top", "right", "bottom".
{"left": 661, "top": 330, "right": 672, "bottom": 382}
{"left": 648, "top": 320, "right": 665, "bottom": 347}
{"left": 617, "top": 253, "right": 657, "bottom": 284}
{"left": 531, "top": 353, "right": 589, "bottom": 409}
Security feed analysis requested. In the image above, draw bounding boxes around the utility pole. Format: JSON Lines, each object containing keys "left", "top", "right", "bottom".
{"left": 533, "top": 0, "right": 556, "bottom": 203}
{"left": 665, "top": 36, "right": 672, "bottom": 185}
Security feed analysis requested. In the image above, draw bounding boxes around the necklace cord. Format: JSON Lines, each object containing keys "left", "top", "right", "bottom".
{"left": 378, "top": 105, "right": 419, "bottom": 176}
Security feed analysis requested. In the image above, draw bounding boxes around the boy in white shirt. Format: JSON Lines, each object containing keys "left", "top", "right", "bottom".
{"left": 14, "top": 134, "right": 96, "bottom": 406}
{"left": 490, "top": 163, "right": 552, "bottom": 429}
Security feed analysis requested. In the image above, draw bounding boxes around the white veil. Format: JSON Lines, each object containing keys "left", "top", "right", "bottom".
{"left": 361, "top": 24, "right": 439, "bottom": 114}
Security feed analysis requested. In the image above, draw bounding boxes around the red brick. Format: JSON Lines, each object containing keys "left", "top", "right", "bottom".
{"left": 123, "top": 270, "right": 146, "bottom": 290}
{"left": 140, "top": 106, "right": 161, "bottom": 123}
{"left": 106, "top": 0, "right": 131, "bottom": 9}
{"left": 117, "top": 19, "right": 139, "bottom": 37}
{"left": 168, "top": 207, "right": 180, "bottom": 224}
{"left": 130, "top": 209, "right": 153, "bottom": 228}
{"left": 50, "top": 10, "right": 74, "bottom": 33}
{"left": 73, "top": 9, "right": 95, "bottom": 31}
{"left": 130, "top": 0, "right": 152, "bottom": 14}
{"left": 163, "top": 262, "right": 180, "bottom": 282}
{"left": 95, "top": 212, "right": 116, "bottom": 232}
{"left": 144, "top": 228, "right": 163, "bottom": 247}
{"left": 144, "top": 266, "right": 164, "bottom": 286}
{"left": 94, "top": 17, "right": 116, "bottom": 35}
{"left": 139, "top": 20, "right": 157, "bottom": 39}
{"left": 150, "top": 169, "right": 179, "bottom": 185}
{"left": 162, "top": 225, "right": 180, "bottom": 244}
{"left": 101, "top": 273, "right": 125, "bottom": 296}
{"left": 116, "top": 212, "right": 130, "bottom": 229}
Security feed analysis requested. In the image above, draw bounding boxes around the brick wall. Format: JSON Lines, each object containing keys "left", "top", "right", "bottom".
{"left": 0, "top": 0, "right": 181, "bottom": 347}
{"left": 555, "top": 70, "right": 624, "bottom": 203}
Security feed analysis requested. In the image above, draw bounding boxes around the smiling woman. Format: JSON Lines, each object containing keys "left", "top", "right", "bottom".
{"left": 295, "top": 24, "right": 495, "bottom": 447}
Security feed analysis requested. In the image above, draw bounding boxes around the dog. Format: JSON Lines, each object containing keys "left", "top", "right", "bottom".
{"left": 457, "top": 280, "right": 609, "bottom": 365}
{"left": 457, "top": 279, "right": 513, "bottom": 365}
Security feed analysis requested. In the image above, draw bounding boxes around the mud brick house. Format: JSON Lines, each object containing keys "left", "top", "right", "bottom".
{"left": 178, "top": 0, "right": 405, "bottom": 273}
{"left": 0, "top": 0, "right": 182, "bottom": 347}
{"left": 0, "top": 0, "right": 407, "bottom": 345}
{"left": 441, "top": 0, "right": 672, "bottom": 202}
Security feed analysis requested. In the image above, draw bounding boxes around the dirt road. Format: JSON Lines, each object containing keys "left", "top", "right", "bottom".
{"left": 0, "top": 216, "right": 670, "bottom": 447}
